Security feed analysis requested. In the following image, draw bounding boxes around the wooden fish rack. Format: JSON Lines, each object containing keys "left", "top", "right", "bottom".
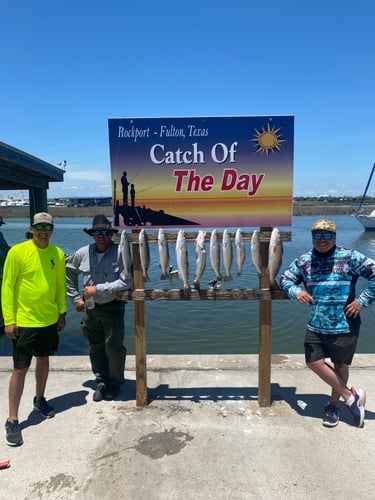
{"left": 115, "top": 227, "right": 292, "bottom": 408}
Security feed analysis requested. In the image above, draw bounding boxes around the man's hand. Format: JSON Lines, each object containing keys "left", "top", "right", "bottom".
{"left": 345, "top": 299, "right": 363, "bottom": 318}
{"left": 74, "top": 299, "right": 85, "bottom": 312}
{"left": 4, "top": 324, "right": 18, "bottom": 340}
{"left": 83, "top": 286, "right": 97, "bottom": 299}
{"left": 296, "top": 291, "right": 314, "bottom": 304}
{"left": 57, "top": 314, "right": 66, "bottom": 332}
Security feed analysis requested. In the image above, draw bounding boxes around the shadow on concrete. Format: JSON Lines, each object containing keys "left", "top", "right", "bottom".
{"left": 20, "top": 390, "right": 89, "bottom": 431}
{"left": 145, "top": 382, "right": 375, "bottom": 424}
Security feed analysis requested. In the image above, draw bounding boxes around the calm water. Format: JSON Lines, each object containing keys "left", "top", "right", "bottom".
{"left": 1, "top": 215, "right": 374, "bottom": 356}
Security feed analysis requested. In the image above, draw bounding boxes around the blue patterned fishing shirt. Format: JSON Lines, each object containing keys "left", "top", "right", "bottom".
{"left": 280, "top": 245, "right": 375, "bottom": 334}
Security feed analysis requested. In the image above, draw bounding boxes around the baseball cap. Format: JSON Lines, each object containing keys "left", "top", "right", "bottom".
{"left": 33, "top": 212, "right": 53, "bottom": 225}
{"left": 311, "top": 219, "right": 336, "bottom": 233}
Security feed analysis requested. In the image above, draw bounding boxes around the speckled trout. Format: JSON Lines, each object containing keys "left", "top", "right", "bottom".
{"left": 139, "top": 229, "right": 150, "bottom": 282}
{"left": 193, "top": 230, "right": 206, "bottom": 289}
{"left": 235, "top": 228, "right": 246, "bottom": 276}
{"left": 250, "top": 230, "right": 262, "bottom": 277}
{"left": 222, "top": 229, "right": 233, "bottom": 281}
{"left": 176, "top": 229, "right": 190, "bottom": 291}
{"left": 268, "top": 227, "right": 283, "bottom": 288}
{"left": 158, "top": 228, "right": 169, "bottom": 280}
{"left": 119, "top": 230, "right": 133, "bottom": 278}
{"left": 209, "top": 229, "right": 223, "bottom": 281}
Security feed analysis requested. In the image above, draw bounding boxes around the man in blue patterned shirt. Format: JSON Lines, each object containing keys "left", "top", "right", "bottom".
{"left": 280, "top": 219, "right": 375, "bottom": 428}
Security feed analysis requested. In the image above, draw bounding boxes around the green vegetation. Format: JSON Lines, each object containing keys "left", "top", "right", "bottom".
{"left": 294, "top": 196, "right": 375, "bottom": 207}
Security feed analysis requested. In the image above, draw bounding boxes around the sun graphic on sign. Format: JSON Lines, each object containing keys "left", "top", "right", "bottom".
{"left": 251, "top": 123, "right": 286, "bottom": 156}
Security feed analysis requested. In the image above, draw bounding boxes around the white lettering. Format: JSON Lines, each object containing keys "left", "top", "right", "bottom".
{"left": 118, "top": 125, "right": 150, "bottom": 142}
{"left": 150, "top": 143, "right": 205, "bottom": 165}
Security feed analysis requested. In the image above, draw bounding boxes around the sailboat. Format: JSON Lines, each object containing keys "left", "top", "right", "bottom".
{"left": 355, "top": 162, "right": 375, "bottom": 230}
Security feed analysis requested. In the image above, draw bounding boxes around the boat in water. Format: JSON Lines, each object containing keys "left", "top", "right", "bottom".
{"left": 355, "top": 163, "right": 375, "bottom": 230}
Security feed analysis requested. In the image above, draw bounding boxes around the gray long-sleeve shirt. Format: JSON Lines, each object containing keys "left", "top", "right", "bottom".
{"left": 66, "top": 241, "right": 133, "bottom": 305}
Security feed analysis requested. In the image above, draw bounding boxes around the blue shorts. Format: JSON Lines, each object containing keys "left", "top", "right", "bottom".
{"left": 12, "top": 324, "right": 59, "bottom": 369}
{"left": 304, "top": 328, "right": 359, "bottom": 366}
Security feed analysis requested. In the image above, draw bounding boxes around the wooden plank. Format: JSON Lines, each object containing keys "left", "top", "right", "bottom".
{"left": 132, "top": 240, "right": 148, "bottom": 407}
{"left": 118, "top": 288, "right": 288, "bottom": 301}
{"left": 258, "top": 228, "right": 273, "bottom": 407}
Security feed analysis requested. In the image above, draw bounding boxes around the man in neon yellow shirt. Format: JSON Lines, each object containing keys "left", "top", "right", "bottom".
{"left": 2, "top": 212, "right": 67, "bottom": 446}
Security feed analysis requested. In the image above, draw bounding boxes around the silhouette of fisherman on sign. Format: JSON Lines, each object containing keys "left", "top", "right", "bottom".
{"left": 121, "top": 171, "right": 130, "bottom": 205}
{"left": 130, "top": 184, "right": 136, "bottom": 207}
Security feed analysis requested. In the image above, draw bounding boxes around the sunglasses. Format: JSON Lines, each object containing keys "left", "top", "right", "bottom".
{"left": 92, "top": 229, "right": 111, "bottom": 236}
{"left": 312, "top": 232, "right": 334, "bottom": 240}
{"left": 33, "top": 223, "right": 54, "bottom": 231}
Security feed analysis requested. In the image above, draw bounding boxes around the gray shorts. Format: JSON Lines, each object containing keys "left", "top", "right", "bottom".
{"left": 304, "top": 328, "right": 359, "bottom": 366}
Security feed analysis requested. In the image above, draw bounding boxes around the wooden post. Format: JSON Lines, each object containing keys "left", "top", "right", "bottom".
{"left": 258, "top": 227, "right": 272, "bottom": 407}
{"left": 132, "top": 240, "right": 148, "bottom": 406}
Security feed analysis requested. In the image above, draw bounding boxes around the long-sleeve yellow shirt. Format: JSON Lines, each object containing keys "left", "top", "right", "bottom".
{"left": 1, "top": 239, "right": 67, "bottom": 327}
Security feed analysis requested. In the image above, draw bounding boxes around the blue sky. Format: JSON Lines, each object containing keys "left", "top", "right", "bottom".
{"left": 1, "top": 0, "right": 374, "bottom": 199}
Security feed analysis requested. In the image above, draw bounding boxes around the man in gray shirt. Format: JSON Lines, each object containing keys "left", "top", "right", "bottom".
{"left": 66, "top": 215, "right": 133, "bottom": 401}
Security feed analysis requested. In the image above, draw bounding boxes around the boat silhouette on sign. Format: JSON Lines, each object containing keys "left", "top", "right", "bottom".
{"left": 355, "top": 162, "right": 375, "bottom": 230}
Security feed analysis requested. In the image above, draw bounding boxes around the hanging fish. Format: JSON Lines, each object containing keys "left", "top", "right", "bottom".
{"left": 251, "top": 230, "right": 262, "bottom": 277}
{"left": 268, "top": 227, "right": 283, "bottom": 288}
{"left": 193, "top": 230, "right": 206, "bottom": 289}
{"left": 176, "top": 229, "right": 190, "bottom": 291}
{"left": 139, "top": 229, "right": 150, "bottom": 282}
{"left": 209, "top": 229, "right": 223, "bottom": 280}
{"left": 119, "top": 230, "right": 133, "bottom": 278}
{"left": 158, "top": 228, "right": 169, "bottom": 280}
{"left": 234, "top": 228, "right": 246, "bottom": 276}
{"left": 222, "top": 229, "right": 233, "bottom": 281}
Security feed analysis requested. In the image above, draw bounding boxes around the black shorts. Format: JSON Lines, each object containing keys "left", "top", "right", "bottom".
{"left": 304, "top": 328, "right": 359, "bottom": 366}
{"left": 12, "top": 324, "right": 59, "bottom": 369}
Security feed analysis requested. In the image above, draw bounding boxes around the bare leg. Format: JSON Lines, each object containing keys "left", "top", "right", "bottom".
{"left": 307, "top": 359, "right": 351, "bottom": 402}
{"left": 8, "top": 367, "right": 29, "bottom": 421}
{"left": 35, "top": 357, "right": 50, "bottom": 400}
{"left": 331, "top": 363, "right": 349, "bottom": 405}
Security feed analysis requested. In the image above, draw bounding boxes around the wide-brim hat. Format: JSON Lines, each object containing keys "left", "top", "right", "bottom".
{"left": 83, "top": 214, "right": 118, "bottom": 235}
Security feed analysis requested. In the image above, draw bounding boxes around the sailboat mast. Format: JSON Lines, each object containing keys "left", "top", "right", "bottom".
{"left": 358, "top": 163, "right": 375, "bottom": 212}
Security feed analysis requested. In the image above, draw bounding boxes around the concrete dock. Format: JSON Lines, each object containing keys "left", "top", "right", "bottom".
{"left": 0, "top": 354, "right": 374, "bottom": 499}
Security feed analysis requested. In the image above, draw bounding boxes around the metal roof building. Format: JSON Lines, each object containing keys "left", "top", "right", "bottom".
{"left": 0, "top": 141, "right": 64, "bottom": 221}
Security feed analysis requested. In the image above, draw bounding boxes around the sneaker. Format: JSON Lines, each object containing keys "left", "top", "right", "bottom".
{"left": 33, "top": 396, "right": 56, "bottom": 418}
{"left": 322, "top": 403, "right": 339, "bottom": 428}
{"left": 93, "top": 383, "right": 107, "bottom": 402}
{"left": 5, "top": 420, "right": 23, "bottom": 447}
{"left": 348, "top": 387, "right": 366, "bottom": 427}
